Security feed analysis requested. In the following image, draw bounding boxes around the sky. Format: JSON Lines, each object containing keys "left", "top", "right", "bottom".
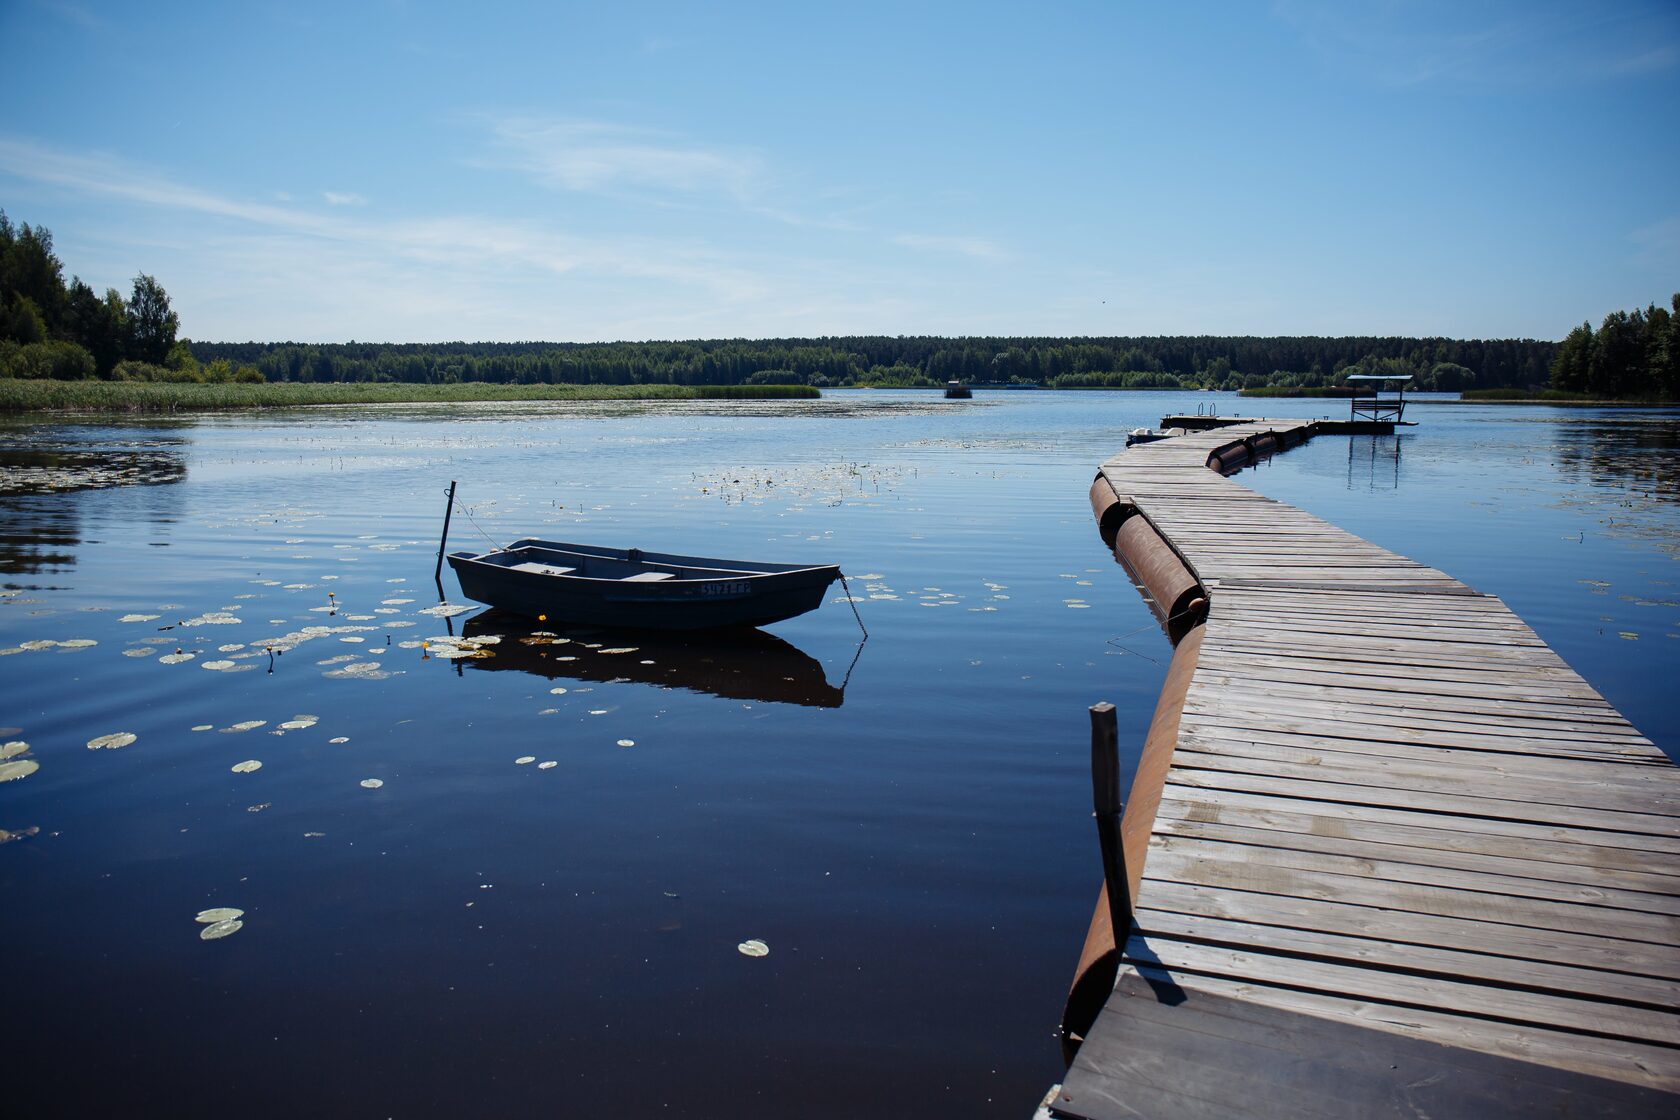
{"left": 1, "top": 0, "right": 1676, "bottom": 343}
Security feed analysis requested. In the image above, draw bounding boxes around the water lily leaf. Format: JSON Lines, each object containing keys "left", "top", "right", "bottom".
{"left": 0, "top": 741, "right": 28, "bottom": 760}
{"left": 0, "top": 759, "right": 39, "bottom": 782}
{"left": 616, "top": 739, "right": 635, "bottom": 748}
{"left": 200, "top": 919, "right": 244, "bottom": 940}
{"left": 223, "top": 721, "right": 267, "bottom": 733}
{"left": 515, "top": 756, "right": 536, "bottom": 764}
{"left": 537, "top": 761, "right": 557, "bottom": 770}
{"left": 196, "top": 907, "right": 244, "bottom": 923}
{"left": 159, "top": 652, "right": 196, "bottom": 665}
{"left": 231, "top": 760, "right": 262, "bottom": 773}
{"left": 329, "top": 736, "right": 349, "bottom": 744}
{"left": 119, "top": 614, "right": 161, "bottom": 623}
{"left": 201, "top": 660, "right": 236, "bottom": 671}
{"left": 737, "top": 939, "right": 769, "bottom": 957}
{"left": 87, "top": 732, "right": 137, "bottom": 750}
{"left": 360, "top": 778, "right": 383, "bottom": 788}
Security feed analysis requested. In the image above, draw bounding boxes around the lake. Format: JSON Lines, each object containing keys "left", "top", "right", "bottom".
{"left": 2, "top": 390, "right": 1675, "bottom": 1117}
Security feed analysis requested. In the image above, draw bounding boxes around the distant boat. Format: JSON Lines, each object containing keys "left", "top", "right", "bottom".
{"left": 447, "top": 538, "right": 841, "bottom": 630}
{"left": 458, "top": 611, "right": 846, "bottom": 707}
{"left": 944, "top": 380, "right": 973, "bottom": 399}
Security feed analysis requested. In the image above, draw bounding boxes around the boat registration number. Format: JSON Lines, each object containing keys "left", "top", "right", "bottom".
{"left": 700, "top": 582, "right": 750, "bottom": 596}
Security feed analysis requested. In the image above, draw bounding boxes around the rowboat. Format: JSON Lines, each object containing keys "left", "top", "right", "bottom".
{"left": 446, "top": 538, "right": 841, "bottom": 630}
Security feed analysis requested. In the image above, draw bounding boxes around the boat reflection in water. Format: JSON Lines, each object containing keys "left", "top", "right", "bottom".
{"left": 459, "top": 611, "right": 851, "bottom": 708}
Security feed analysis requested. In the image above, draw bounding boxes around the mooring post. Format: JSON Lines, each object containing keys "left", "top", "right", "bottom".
{"left": 1089, "top": 702, "right": 1129, "bottom": 939}
{"left": 435, "top": 480, "right": 457, "bottom": 586}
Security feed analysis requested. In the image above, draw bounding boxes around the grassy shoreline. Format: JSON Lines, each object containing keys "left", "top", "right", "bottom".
{"left": 0, "top": 380, "right": 818, "bottom": 413}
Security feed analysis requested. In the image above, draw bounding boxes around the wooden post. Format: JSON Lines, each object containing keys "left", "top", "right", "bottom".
{"left": 434, "top": 480, "right": 457, "bottom": 585}
{"left": 1090, "top": 702, "right": 1130, "bottom": 940}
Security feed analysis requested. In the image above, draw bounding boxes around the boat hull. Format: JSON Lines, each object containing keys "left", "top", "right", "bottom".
{"left": 447, "top": 539, "right": 841, "bottom": 631}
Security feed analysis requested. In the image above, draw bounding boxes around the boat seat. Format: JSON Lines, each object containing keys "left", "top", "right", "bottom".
{"left": 511, "top": 562, "right": 577, "bottom": 576}
{"left": 621, "top": 571, "right": 676, "bottom": 582}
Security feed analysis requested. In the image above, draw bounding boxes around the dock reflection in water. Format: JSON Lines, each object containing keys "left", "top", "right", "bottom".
{"left": 457, "top": 610, "right": 853, "bottom": 707}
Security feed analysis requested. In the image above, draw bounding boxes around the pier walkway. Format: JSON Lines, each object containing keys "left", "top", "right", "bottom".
{"left": 1050, "top": 419, "right": 1679, "bottom": 1119}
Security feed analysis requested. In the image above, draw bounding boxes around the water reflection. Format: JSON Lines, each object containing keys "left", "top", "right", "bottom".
{"left": 0, "top": 436, "right": 189, "bottom": 496}
{"left": 1552, "top": 415, "right": 1680, "bottom": 503}
{"left": 458, "top": 610, "right": 851, "bottom": 707}
{"left": 0, "top": 429, "right": 189, "bottom": 575}
{"left": 1346, "top": 433, "right": 1402, "bottom": 491}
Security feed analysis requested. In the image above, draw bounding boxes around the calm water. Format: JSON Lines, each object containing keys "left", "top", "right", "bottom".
{"left": 1, "top": 390, "right": 1675, "bottom": 1118}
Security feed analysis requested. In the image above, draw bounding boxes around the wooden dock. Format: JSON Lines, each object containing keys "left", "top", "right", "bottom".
{"left": 1049, "top": 419, "right": 1679, "bottom": 1119}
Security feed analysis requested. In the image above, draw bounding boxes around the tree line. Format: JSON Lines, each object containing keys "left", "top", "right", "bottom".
{"left": 31, "top": 209, "right": 1679, "bottom": 397}
{"left": 190, "top": 333, "right": 1554, "bottom": 392}
{"left": 1550, "top": 295, "right": 1678, "bottom": 400}
{"left": 0, "top": 211, "right": 260, "bottom": 384}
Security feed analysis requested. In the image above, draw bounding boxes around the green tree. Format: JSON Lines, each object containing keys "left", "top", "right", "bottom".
{"left": 1550, "top": 322, "right": 1592, "bottom": 392}
{"left": 0, "top": 212, "right": 66, "bottom": 333}
{"left": 64, "top": 279, "right": 126, "bottom": 376}
{"left": 126, "top": 274, "right": 179, "bottom": 364}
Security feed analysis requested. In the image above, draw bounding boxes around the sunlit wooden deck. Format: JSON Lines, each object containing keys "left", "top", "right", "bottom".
{"left": 1049, "top": 419, "right": 1680, "bottom": 1119}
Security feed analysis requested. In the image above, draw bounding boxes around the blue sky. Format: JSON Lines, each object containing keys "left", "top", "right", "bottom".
{"left": 1, "top": 1, "right": 1676, "bottom": 343}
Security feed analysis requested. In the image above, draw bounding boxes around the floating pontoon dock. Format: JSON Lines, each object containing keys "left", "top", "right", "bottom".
{"left": 1048, "top": 417, "right": 1679, "bottom": 1119}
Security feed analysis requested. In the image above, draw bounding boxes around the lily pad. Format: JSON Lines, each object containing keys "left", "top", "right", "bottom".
{"left": 537, "top": 761, "right": 557, "bottom": 770}
{"left": 360, "top": 778, "right": 383, "bottom": 789}
{"left": 200, "top": 919, "right": 244, "bottom": 940}
{"left": 87, "top": 732, "right": 137, "bottom": 750}
{"left": 737, "top": 939, "right": 769, "bottom": 958}
{"left": 617, "top": 739, "right": 635, "bottom": 748}
{"left": 0, "top": 759, "right": 40, "bottom": 782}
{"left": 201, "top": 660, "right": 237, "bottom": 671}
{"left": 196, "top": 907, "right": 244, "bottom": 923}
{"left": 515, "top": 756, "right": 536, "bottom": 764}
{"left": 0, "top": 741, "right": 28, "bottom": 760}
{"left": 231, "top": 760, "right": 262, "bottom": 773}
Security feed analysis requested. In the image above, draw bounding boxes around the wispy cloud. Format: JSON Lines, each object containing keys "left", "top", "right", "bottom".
{"left": 894, "top": 233, "right": 1007, "bottom": 260}
{"left": 0, "top": 135, "right": 843, "bottom": 339}
{"left": 482, "top": 116, "right": 766, "bottom": 202}
{"left": 322, "top": 191, "right": 366, "bottom": 206}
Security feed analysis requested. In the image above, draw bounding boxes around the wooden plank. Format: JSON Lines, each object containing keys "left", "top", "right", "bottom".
{"left": 1154, "top": 805, "right": 1680, "bottom": 895}
{"left": 1157, "top": 786, "right": 1680, "bottom": 866}
{"left": 1122, "top": 934, "right": 1680, "bottom": 1045}
{"left": 1149, "top": 832, "right": 1680, "bottom": 917}
{"left": 1054, "top": 968, "right": 1679, "bottom": 1120}
{"left": 1177, "top": 725, "right": 1675, "bottom": 793}
{"left": 1143, "top": 843, "right": 1680, "bottom": 944}
{"left": 1132, "top": 906, "right": 1680, "bottom": 1008}
{"left": 1115, "top": 964, "right": 1680, "bottom": 1094}
{"left": 1169, "top": 746, "right": 1680, "bottom": 820}
{"left": 1165, "top": 768, "right": 1680, "bottom": 841}
{"left": 1133, "top": 878, "right": 1680, "bottom": 980}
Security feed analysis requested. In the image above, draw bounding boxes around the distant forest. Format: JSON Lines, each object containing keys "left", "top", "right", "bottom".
{"left": 192, "top": 334, "right": 1554, "bottom": 393}
{"left": 11, "top": 209, "right": 1676, "bottom": 398}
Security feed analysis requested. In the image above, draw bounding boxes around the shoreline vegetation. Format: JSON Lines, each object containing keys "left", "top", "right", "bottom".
{"left": 4, "top": 209, "right": 1675, "bottom": 410}
{"left": 0, "top": 380, "right": 817, "bottom": 414}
